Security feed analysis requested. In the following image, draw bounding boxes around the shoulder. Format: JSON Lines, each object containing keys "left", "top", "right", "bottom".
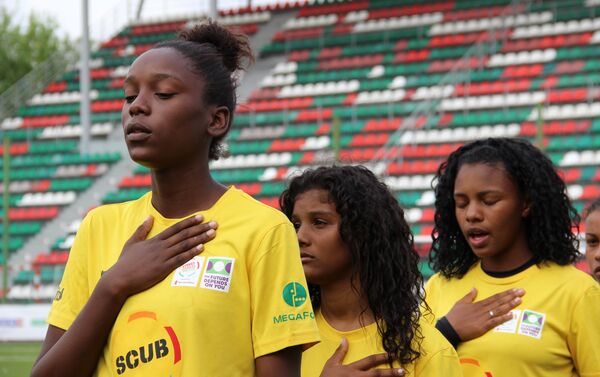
{"left": 413, "top": 320, "right": 460, "bottom": 372}
{"left": 226, "top": 187, "right": 291, "bottom": 226}
{"left": 425, "top": 272, "right": 442, "bottom": 287}
{"left": 83, "top": 193, "right": 150, "bottom": 225}
{"left": 425, "top": 270, "right": 465, "bottom": 291}
{"left": 537, "top": 263, "right": 597, "bottom": 292}
{"left": 418, "top": 320, "right": 455, "bottom": 353}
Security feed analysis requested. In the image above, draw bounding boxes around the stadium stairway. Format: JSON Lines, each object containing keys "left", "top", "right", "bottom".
{"left": 3, "top": 7, "right": 304, "bottom": 290}
{"left": 5, "top": 0, "right": 599, "bottom": 299}
{"left": 238, "top": 8, "right": 299, "bottom": 103}
{"left": 10, "top": 135, "right": 135, "bottom": 267}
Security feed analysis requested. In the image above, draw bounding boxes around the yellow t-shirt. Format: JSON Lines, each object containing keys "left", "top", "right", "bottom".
{"left": 48, "top": 187, "right": 320, "bottom": 377}
{"left": 301, "top": 309, "right": 462, "bottom": 377}
{"left": 425, "top": 262, "right": 600, "bottom": 377}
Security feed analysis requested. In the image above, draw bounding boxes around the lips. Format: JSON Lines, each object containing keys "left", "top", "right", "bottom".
{"left": 300, "top": 251, "right": 315, "bottom": 263}
{"left": 125, "top": 122, "right": 152, "bottom": 141}
{"left": 466, "top": 227, "right": 490, "bottom": 249}
{"left": 594, "top": 266, "right": 600, "bottom": 279}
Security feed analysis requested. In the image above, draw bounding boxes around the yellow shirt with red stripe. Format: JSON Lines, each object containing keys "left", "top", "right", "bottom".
{"left": 425, "top": 262, "right": 600, "bottom": 377}
{"left": 48, "top": 187, "right": 320, "bottom": 376}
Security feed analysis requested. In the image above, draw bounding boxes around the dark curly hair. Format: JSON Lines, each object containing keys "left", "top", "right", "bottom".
{"left": 584, "top": 197, "right": 600, "bottom": 219}
{"left": 154, "top": 20, "right": 253, "bottom": 160}
{"left": 430, "top": 138, "right": 580, "bottom": 278}
{"left": 279, "top": 165, "right": 423, "bottom": 366}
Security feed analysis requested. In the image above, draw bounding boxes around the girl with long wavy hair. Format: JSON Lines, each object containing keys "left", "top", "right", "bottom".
{"left": 280, "top": 165, "right": 461, "bottom": 377}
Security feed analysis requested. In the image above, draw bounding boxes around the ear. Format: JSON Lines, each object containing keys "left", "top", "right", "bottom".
{"left": 522, "top": 197, "right": 532, "bottom": 218}
{"left": 207, "top": 106, "right": 230, "bottom": 138}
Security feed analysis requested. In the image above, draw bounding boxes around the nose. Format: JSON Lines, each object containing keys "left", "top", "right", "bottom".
{"left": 595, "top": 248, "right": 600, "bottom": 261}
{"left": 128, "top": 94, "right": 150, "bottom": 116}
{"left": 296, "top": 224, "right": 310, "bottom": 248}
{"left": 465, "top": 202, "right": 483, "bottom": 223}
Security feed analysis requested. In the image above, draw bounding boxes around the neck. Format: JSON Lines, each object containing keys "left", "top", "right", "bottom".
{"left": 150, "top": 162, "right": 226, "bottom": 218}
{"left": 319, "top": 277, "right": 374, "bottom": 332}
{"left": 480, "top": 232, "right": 533, "bottom": 272}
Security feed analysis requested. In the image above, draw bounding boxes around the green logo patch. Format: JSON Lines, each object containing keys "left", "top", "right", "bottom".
{"left": 282, "top": 282, "right": 307, "bottom": 307}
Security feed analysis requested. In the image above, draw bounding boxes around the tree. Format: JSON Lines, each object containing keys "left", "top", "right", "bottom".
{"left": 0, "top": 7, "right": 73, "bottom": 93}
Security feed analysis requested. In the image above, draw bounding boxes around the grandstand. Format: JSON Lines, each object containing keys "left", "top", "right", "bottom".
{"left": 1, "top": 0, "right": 597, "bottom": 308}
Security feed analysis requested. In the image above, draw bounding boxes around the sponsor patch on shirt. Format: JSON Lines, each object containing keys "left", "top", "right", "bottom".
{"left": 54, "top": 287, "right": 64, "bottom": 301}
{"left": 282, "top": 282, "right": 308, "bottom": 307}
{"left": 517, "top": 309, "right": 545, "bottom": 339}
{"left": 494, "top": 309, "right": 521, "bottom": 333}
{"left": 200, "top": 257, "right": 235, "bottom": 292}
{"left": 171, "top": 256, "right": 204, "bottom": 287}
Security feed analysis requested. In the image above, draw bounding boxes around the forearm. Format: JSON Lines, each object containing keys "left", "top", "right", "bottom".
{"left": 255, "top": 346, "right": 302, "bottom": 377}
{"left": 435, "top": 317, "right": 461, "bottom": 348}
{"left": 31, "top": 279, "right": 128, "bottom": 377}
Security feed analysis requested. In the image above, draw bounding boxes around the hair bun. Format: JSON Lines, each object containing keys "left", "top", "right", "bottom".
{"left": 179, "top": 20, "right": 253, "bottom": 73}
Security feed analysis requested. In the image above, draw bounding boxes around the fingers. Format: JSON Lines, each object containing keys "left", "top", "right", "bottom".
{"left": 325, "top": 337, "right": 349, "bottom": 366}
{"left": 480, "top": 288, "right": 525, "bottom": 309}
{"left": 364, "top": 368, "right": 405, "bottom": 377}
{"left": 487, "top": 311, "right": 516, "bottom": 329}
{"left": 479, "top": 288, "right": 524, "bottom": 330}
{"left": 165, "top": 244, "right": 205, "bottom": 270}
{"left": 163, "top": 221, "right": 218, "bottom": 249}
{"left": 128, "top": 216, "right": 154, "bottom": 243}
{"left": 349, "top": 353, "right": 389, "bottom": 371}
{"left": 489, "top": 295, "right": 522, "bottom": 317}
{"left": 156, "top": 215, "right": 204, "bottom": 240}
{"left": 458, "top": 287, "right": 477, "bottom": 303}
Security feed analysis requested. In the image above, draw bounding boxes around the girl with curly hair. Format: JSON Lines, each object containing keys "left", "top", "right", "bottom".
{"left": 280, "top": 165, "right": 461, "bottom": 377}
{"left": 583, "top": 198, "right": 600, "bottom": 282}
{"left": 426, "top": 138, "right": 600, "bottom": 377}
{"left": 32, "top": 21, "right": 320, "bottom": 377}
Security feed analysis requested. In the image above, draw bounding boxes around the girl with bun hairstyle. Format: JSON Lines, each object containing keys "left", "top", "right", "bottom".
{"left": 32, "top": 21, "right": 320, "bottom": 377}
{"left": 425, "top": 138, "right": 600, "bottom": 377}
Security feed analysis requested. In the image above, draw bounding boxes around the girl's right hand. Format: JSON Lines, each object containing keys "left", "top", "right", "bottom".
{"left": 445, "top": 287, "right": 525, "bottom": 341}
{"left": 320, "top": 338, "right": 405, "bottom": 377}
{"left": 101, "top": 215, "right": 217, "bottom": 298}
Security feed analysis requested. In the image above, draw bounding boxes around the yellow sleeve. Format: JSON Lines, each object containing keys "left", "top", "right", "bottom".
{"left": 416, "top": 346, "right": 463, "bottom": 377}
{"left": 422, "top": 273, "right": 441, "bottom": 323}
{"left": 47, "top": 212, "right": 93, "bottom": 330}
{"left": 248, "top": 222, "right": 320, "bottom": 358}
{"left": 568, "top": 283, "right": 600, "bottom": 377}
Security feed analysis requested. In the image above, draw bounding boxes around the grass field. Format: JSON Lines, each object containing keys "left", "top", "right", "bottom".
{"left": 0, "top": 342, "right": 41, "bottom": 377}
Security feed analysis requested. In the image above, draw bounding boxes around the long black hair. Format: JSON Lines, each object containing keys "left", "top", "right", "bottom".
{"left": 430, "top": 138, "right": 580, "bottom": 278}
{"left": 584, "top": 197, "right": 600, "bottom": 219}
{"left": 280, "top": 165, "right": 423, "bottom": 365}
{"left": 154, "top": 20, "right": 253, "bottom": 160}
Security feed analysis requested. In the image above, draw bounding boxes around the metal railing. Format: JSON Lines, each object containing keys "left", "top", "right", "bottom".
{"left": 0, "top": 49, "right": 79, "bottom": 121}
{"left": 365, "top": 0, "right": 531, "bottom": 175}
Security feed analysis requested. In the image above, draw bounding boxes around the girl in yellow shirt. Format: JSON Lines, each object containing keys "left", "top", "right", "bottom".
{"left": 32, "top": 21, "right": 319, "bottom": 377}
{"left": 280, "top": 165, "right": 462, "bottom": 377}
{"left": 426, "top": 138, "right": 600, "bottom": 377}
{"left": 584, "top": 198, "right": 600, "bottom": 282}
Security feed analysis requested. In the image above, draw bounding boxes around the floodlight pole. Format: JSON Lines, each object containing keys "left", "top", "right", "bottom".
{"left": 80, "top": 0, "right": 91, "bottom": 155}
{"left": 136, "top": 0, "right": 146, "bottom": 20}
{"left": 209, "top": 0, "right": 218, "bottom": 19}
{"left": 2, "top": 135, "right": 10, "bottom": 302}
